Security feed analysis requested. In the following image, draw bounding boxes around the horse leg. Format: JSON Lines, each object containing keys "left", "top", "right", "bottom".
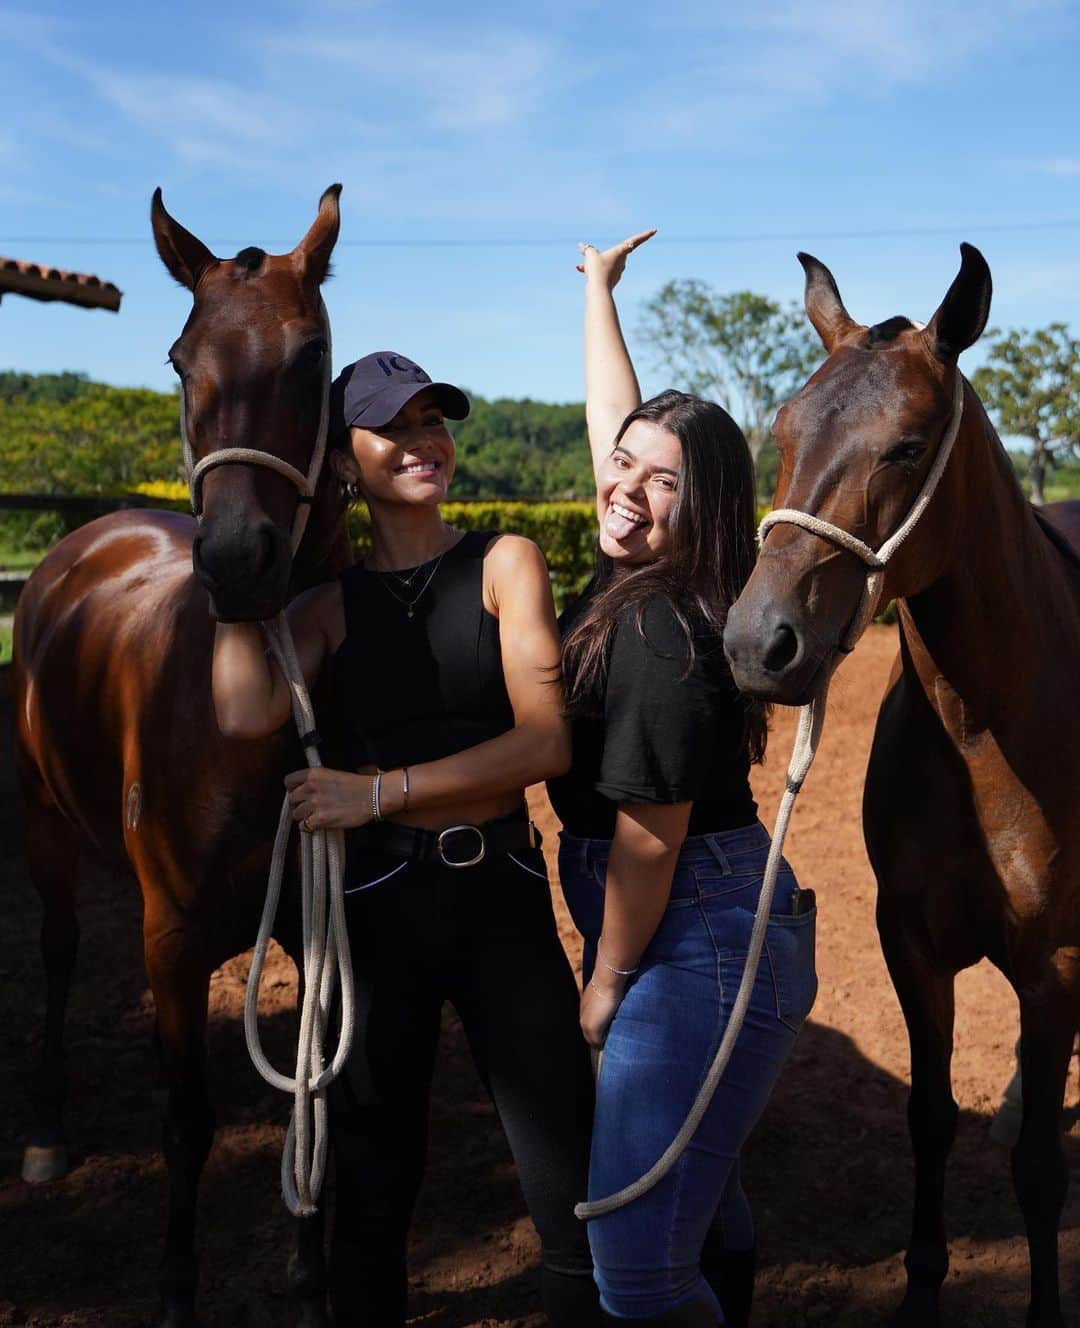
{"left": 1011, "top": 991, "right": 1075, "bottom": 1328}
{"left": 990, "top": 1036, "right": 1024, "bottom": 1148}
{"left": 145, "top": 925, "right": 215, "bottom": 1328}
{"left": 879, "top": 915, "right": 957, "bottom": 1328}
{"left": 20, "top": 795, "right": 81, "bottom": 1184}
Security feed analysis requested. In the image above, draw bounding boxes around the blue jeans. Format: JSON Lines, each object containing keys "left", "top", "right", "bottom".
{"left": 558, "top": 820, "right": 817, "bottom": 1321}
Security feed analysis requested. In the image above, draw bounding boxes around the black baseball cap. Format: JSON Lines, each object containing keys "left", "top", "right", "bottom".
{"left": 331, "top": 351, "right": 470, "bottom": 431}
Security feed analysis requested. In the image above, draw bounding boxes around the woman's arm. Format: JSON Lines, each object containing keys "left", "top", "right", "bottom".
{"left": 285, "top": 536, "right": 569, "bottom": 830}
{"left": 579, "top": 799, "right": 691, "bottom": 1049}
{"left": 212, "top": 584, "right": 336, "bottom": 739}
{"left": 578, "top": 230, "right": 656, "bottom": 481}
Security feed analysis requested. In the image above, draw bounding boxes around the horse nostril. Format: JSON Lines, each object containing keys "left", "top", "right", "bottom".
{"left": 192, "top": 533, "right": 218, "bottom": 589}
{"left": 254, "top": 527, "right": 277, "bottom": 578}
{"left": 763, "top": 624, "right": 799, "bottom": 673}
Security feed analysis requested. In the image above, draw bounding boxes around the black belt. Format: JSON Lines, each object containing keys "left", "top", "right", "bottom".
{"left": 356, "top": 816, "right": 540, "bottom": 869}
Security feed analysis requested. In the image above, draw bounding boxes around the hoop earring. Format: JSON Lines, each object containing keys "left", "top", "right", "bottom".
{"left": 339, "top": 479, "right": 362, "bottom": 501}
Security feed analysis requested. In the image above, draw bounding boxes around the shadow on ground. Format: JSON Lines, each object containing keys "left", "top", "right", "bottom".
{"left": 1, "top": 679, "right": 1076, "bottom": 1327}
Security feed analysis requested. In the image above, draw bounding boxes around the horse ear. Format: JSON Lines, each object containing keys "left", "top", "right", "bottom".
{"left": 925, "top": 243, "right": 992, "bottom": 361}
{"left": 151, "top": 188, "right": 218, "bottom": 291}
{"left": 797, "top": 252, "right": 858, "bottom": 351}
{"left": 293, "top": 183, "right": 342, "bottom": 285}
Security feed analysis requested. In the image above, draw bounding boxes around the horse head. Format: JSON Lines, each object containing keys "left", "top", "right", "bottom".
{"left": 152, "top": 184, "right": 342, "bottom": 621}
{"left": 723, "top": 243, "right": 992, "bottom": 704}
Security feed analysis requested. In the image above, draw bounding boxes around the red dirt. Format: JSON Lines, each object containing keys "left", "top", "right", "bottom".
{"left": 1, "top": 625, "right": 1077, "bottom": 1327}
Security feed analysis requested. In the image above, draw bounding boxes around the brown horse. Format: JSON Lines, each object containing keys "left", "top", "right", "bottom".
{"left": 13, "top": 185, "right": 352, "bottom": 1327}
{"left": 723, "top": 245, "right": 1080, "bottom": 1327}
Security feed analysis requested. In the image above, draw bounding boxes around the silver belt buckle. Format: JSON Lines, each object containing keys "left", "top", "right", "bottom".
{"left": 436, "top": 824, "right": 486, "bottom": 868}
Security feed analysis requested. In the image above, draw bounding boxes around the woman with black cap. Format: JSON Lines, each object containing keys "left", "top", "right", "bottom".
{"left": 211, "top": 351, "right": 599, "bottom": 1325}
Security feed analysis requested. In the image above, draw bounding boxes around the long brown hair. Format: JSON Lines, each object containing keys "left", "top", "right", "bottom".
{"left": 562, "top": 390, "right": 768, "bottom": 763}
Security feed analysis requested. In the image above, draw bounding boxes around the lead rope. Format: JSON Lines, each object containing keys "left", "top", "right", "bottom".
{"left": 576, "top": 370, "right": 965, "bottom": 1221}
{"left": 182, "top": 303, "right": 355, "bottom": 1217}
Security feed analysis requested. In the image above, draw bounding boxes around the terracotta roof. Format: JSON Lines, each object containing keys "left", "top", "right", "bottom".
{"left": 0, "top": 257, "right": 122, "bottom": 312}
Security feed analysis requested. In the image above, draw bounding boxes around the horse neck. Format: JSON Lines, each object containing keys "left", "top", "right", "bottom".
{"left": 288, "top": 471, "right": 354, "bottom": 596}
{"left": 897, "top": 390, "right": 1060, "bottom": 723}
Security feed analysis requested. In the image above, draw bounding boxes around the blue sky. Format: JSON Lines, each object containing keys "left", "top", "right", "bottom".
{"left": 1, "top": 0, "right": 1079, "bottom": 404}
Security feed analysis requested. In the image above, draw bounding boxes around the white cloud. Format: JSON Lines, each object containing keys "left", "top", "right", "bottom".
{"left": 618, "top": 0, "right": 1074, "bottom": 145}
{"left": 271, "top": 29, "right": 562, "bottom": 132}
{"left": 1030, "top": 158, "right": 1080, "bottom": 176}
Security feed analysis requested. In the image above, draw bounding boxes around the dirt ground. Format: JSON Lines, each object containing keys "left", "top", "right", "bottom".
{"left": 0, "top": 624, "right": 1077, "bottom": 1327}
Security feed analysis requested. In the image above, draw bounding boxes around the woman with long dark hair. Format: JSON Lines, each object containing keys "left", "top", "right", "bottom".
{"left": 548, "top": 235, "right": 818, "bottom": 1327}
{"left": 211, "top": 352, "right": 599, "bottom": 1325}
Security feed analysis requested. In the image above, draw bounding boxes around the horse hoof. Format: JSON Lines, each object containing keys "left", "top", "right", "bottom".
{"left": 21, "top": 1143, "right": 69, "bottom": 1182}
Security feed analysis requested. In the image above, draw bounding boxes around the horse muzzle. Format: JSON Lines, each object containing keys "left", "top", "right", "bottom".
{"left": 723, "top": 597, "right": 833, "bottom": 706}
{"left": 192, "top": 518, "right": 292, "bottom": 622}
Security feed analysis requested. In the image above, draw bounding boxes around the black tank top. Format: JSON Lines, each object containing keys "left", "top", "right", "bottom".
{"left": 329, "top": 530, "right": 515, "bottom": 771}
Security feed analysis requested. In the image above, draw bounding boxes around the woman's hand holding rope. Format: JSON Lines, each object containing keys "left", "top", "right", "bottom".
{"left": 285, "top": 766, "right": 404, "bottom": 832}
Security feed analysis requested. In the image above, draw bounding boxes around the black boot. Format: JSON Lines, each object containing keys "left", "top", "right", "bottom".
{"left": 700, "top": 1240, "right": 756, "bottom": 1328}
{"left": 601, "top": 1300, "right": 716, "bottom": 1327}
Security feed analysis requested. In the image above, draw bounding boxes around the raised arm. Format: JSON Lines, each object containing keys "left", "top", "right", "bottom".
{"left": 578, "top": 230, "right": 656, "bottom": 482}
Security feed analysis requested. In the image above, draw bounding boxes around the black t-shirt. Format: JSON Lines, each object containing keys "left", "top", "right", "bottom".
{"left": 547, "top": 591, "right": 758, "bottom": 838}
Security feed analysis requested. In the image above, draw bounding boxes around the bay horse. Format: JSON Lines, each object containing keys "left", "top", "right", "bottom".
{"left": 13, "top": 185, "right": 352, "bottom": 1327}
{"left": 723, "top": 244, "right": 1079, "bottom": 1327}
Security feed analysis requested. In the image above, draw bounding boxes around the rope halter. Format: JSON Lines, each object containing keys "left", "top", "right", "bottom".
{"left": 575, "top": 369, "right": 965, "bottom": 1222}
{"left": 758, "top": 370, "right": 965, "bottom": 657}
{"left": 181, "top": 301, "right": 355, "bottom": 1218}
{"left": 180, "top": 300, "right": 333, "bottom": 556}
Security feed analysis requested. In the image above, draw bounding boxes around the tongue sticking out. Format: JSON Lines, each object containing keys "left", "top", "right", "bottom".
{"left": 606, "top": 507, "right": 645, "bottom": 542}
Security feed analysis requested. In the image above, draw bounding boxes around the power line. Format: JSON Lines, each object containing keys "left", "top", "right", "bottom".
{"left": 3, "top": 218, "right": 1080, "bottom": 249}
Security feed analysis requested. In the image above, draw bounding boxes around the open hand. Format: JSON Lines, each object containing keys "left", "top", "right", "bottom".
{"left": 285, "top": 766, "right": 373, "bottom": 832}
{"left": 577, "top": 230, "right": 656, "bottom": 289}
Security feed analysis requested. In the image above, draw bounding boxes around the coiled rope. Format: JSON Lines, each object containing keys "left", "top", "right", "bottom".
{"left": 182, "top": 304, "right": 355, "bottom": 1216}
{"left": 576, "top": 370, "right": 965, "bottom": 1221}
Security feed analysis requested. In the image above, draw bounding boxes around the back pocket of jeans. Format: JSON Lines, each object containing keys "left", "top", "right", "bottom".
{"left": 765, "top": 909, "right": 818, "bottom": 1032}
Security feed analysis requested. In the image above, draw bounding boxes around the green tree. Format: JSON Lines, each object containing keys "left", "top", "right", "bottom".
{"left": 637, "top": 284, "right": 821, "bottom": 473}
{"left": 972, "top": 323, "right": 1080, "bottom": 506}
{"left": 451, "top": 395, "right": 593, "bottom": 499}
{"left": 0, "top": 381, "right": 183, "bottom": 546}
{"left": 0, "top": 370, "right": 95, "bottom": 405}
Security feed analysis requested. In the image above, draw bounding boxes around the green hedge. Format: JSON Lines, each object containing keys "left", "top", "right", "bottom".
{"left": 126, "top": 487, "right": 602, "bottom": 611}
{"left": 6, "top": 482, "right": 779, "bottom": 620}
{"left": 347, "top": 501, "right": 598, "bottom": 610}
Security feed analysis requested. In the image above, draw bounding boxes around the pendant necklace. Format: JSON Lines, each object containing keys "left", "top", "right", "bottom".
{"left": 372, "top": 531, "right": 459, "bottom": 619}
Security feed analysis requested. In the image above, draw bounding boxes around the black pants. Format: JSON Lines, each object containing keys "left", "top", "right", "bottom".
{"left": 327, "top": 838, "right": 599, "bottom": 1326}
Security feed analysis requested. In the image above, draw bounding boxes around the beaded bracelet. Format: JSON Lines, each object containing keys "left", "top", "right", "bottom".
{"left": 372, "top": 770, "right": 383, "bottom": 822}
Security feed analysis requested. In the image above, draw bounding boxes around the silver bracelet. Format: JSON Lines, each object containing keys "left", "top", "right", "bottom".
{"left": 372, "top": 770, "right": 383, "bottom": 822}
{"left": 596, "top": 941, "right": 638, "bottom": 977}
{"left": 401, "top": 765, "right": 410, "bottom": 812}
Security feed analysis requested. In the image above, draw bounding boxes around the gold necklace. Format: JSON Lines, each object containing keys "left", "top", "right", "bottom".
{"left": 375, "top": 550, "right": 448, "bottom": 619}
{"left": 371, "top": 529, "right": 461, "bottom": 619}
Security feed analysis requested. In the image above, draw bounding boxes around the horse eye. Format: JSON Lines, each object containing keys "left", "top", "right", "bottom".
{"left": 883, "top": 440, "right": 926, "bottom": 469}
{"left": 293, "top": 339, "right": 328, "bottom": 375}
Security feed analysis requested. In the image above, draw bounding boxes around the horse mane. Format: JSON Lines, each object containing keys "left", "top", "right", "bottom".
{"left": 866, "top": 316, "right": 915, "bottom": 347}
{"left": 1030, "top": 506, "right": 1080, "bottom": 571}
{"left": 233, "top": 246, "right": 267, "bottom": 274}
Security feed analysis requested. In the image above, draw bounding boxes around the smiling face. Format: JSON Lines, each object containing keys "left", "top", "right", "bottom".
{"left": 335, "top": 388, "right": 456, "bottom": 507}
{"left": 596, "top": 418, "right": 682, "bottom": 564}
